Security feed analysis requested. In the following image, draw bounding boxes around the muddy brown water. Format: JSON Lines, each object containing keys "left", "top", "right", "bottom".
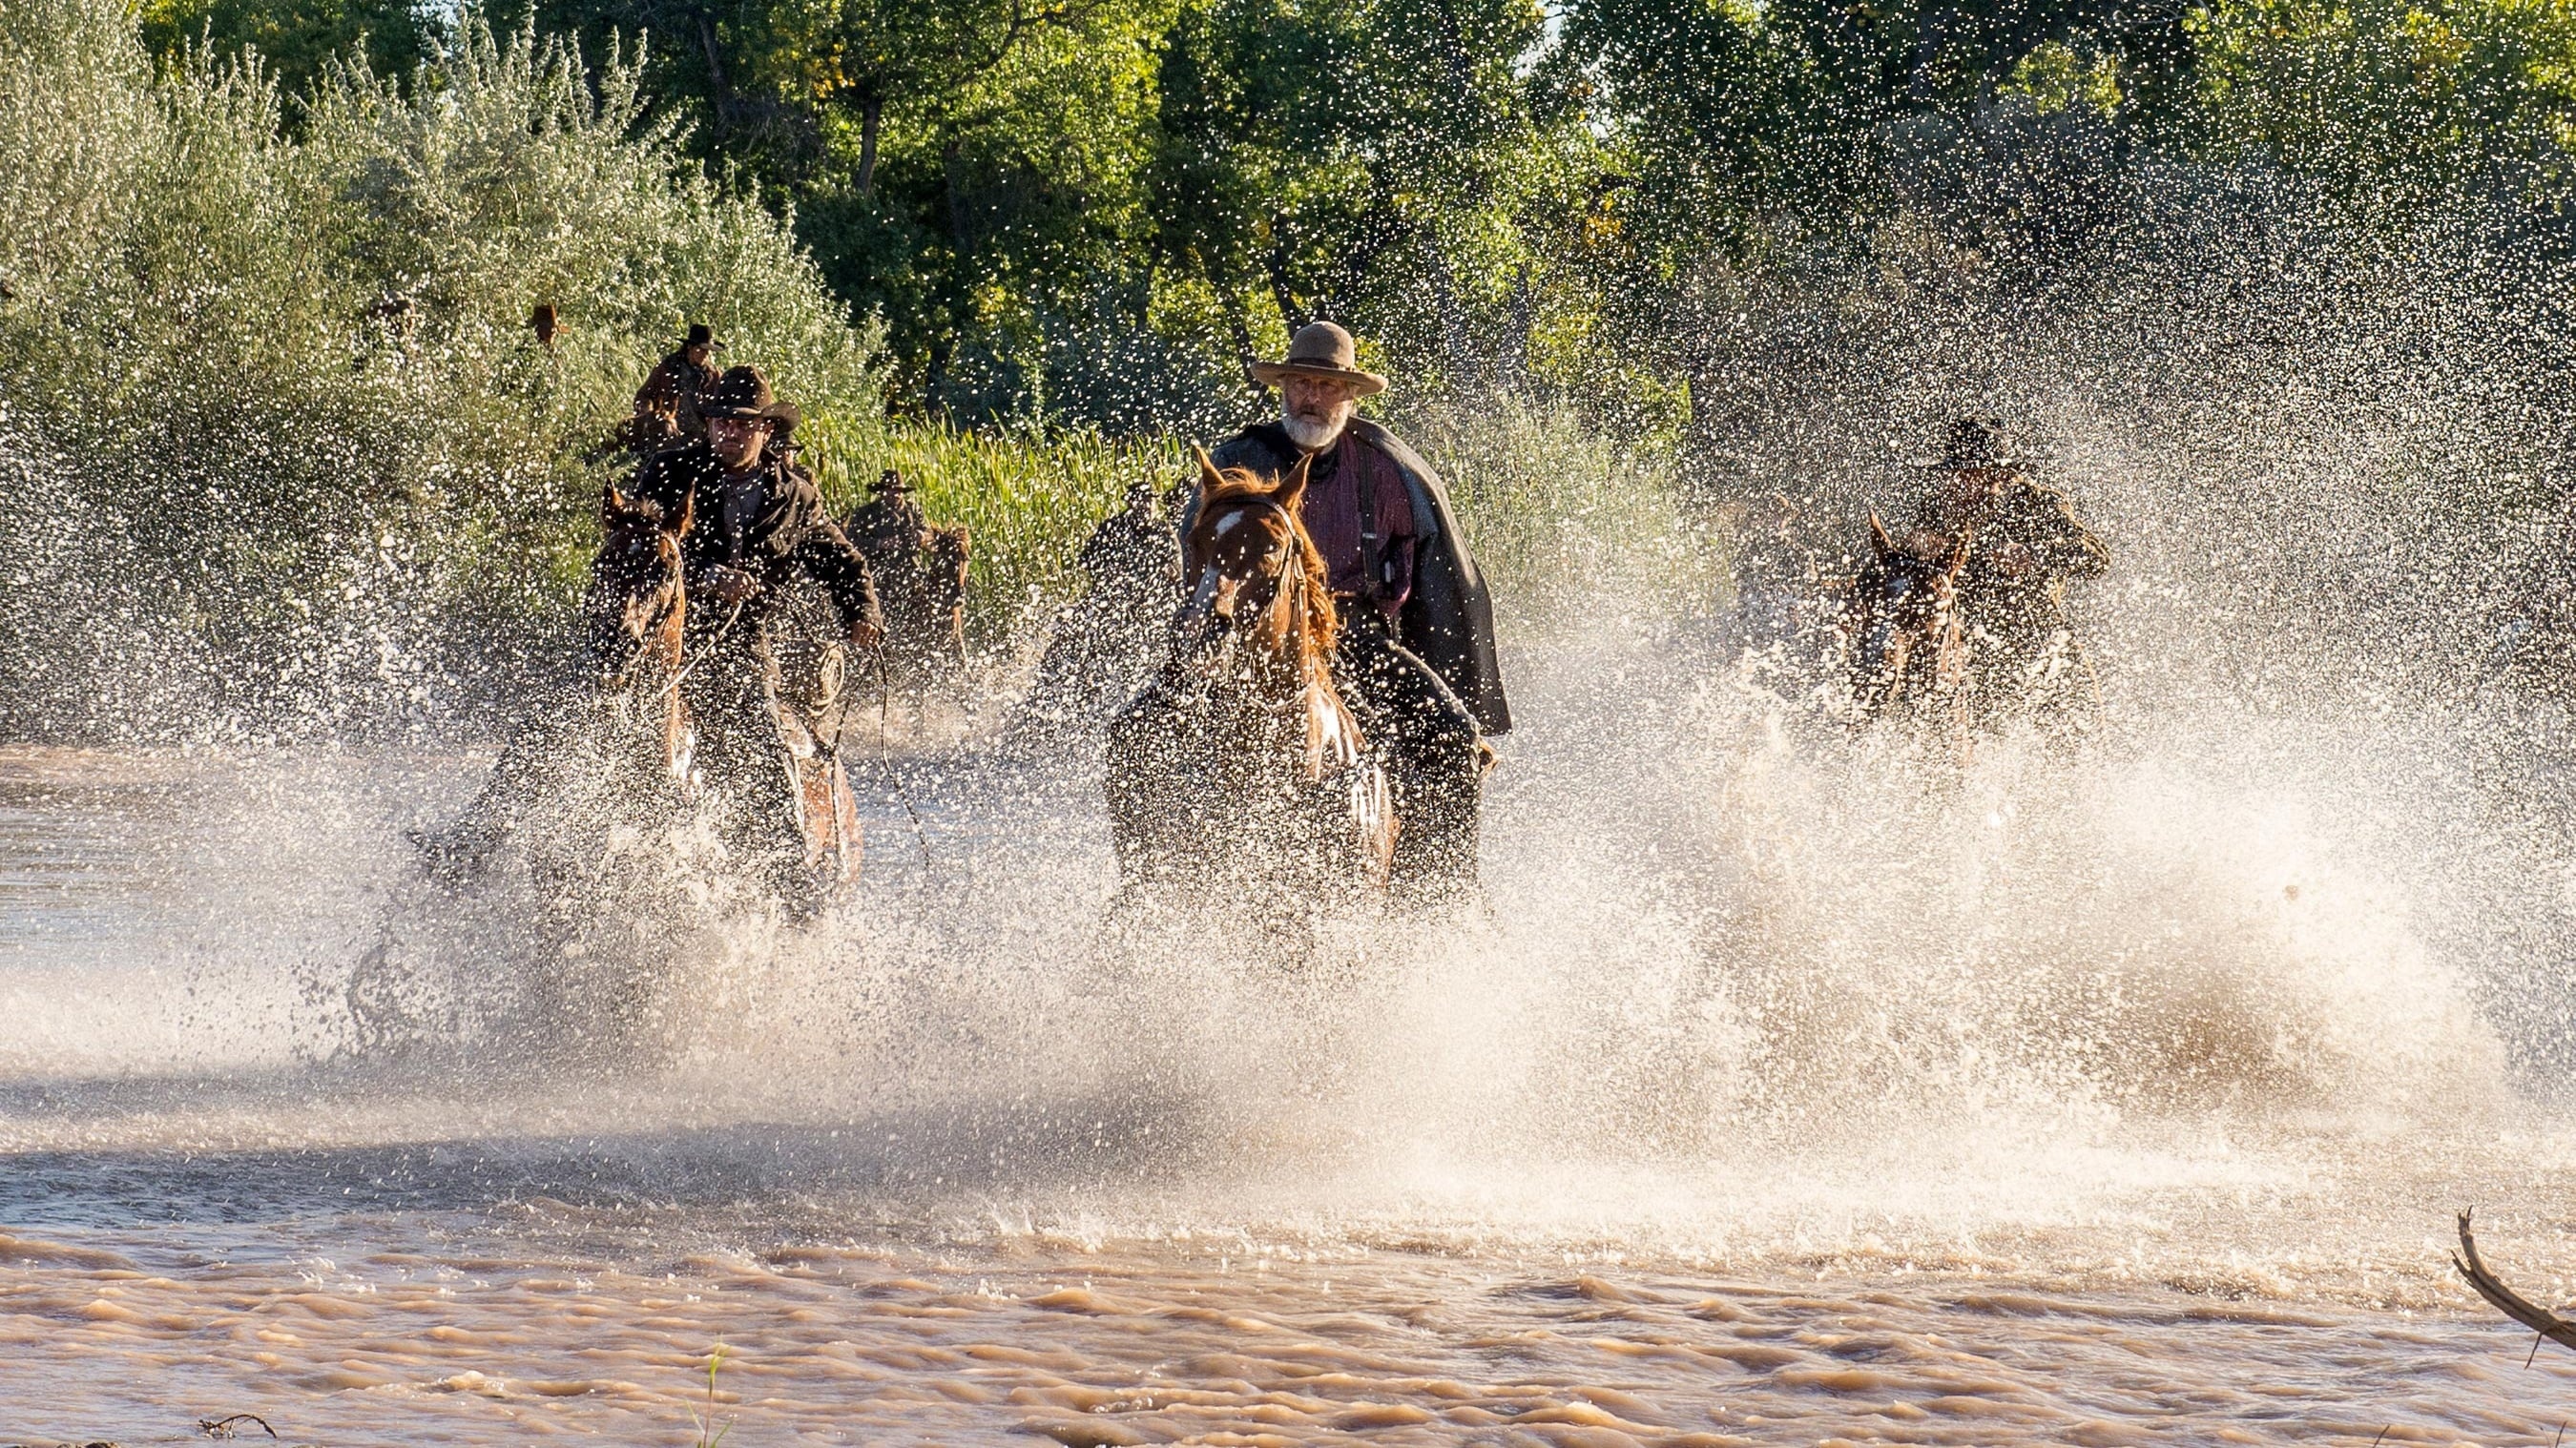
{"left": 4, "top": 638, "right": 2576, "bottom": 1447}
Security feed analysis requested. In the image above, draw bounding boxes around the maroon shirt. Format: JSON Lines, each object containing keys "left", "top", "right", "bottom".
{"left": 1299, "top": 434, "right": 1418, "bottom": 610}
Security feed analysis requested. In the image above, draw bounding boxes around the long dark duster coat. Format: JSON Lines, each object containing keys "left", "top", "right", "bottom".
{"left": 1202, "top": 419, "right": 1511, "bottom": 735}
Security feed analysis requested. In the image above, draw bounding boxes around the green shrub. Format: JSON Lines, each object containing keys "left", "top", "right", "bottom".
{"left": 0, "top": 0, "right": 885, "bottom": 736}
{"left": 2188, "top": 0, "right": 2576, "bottom": 207}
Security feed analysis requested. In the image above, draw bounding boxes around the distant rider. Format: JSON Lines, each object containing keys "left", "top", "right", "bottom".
{"left": 628, "top": 323, "right": 722, "bottom": 455}
{"left": 843, "top": 470, "right": 969, "bottom": 690}
{"left": 630, "top": 366, "right": 883, "bottom": 889}
{"left": 1192, "top": 321, "right": 1510, "bottom": 893}
{"left": 1900, "top": 415, "right": 2109, "bottom": 728}
{"left": 1081, "top": 475, "right": 1181, "bottom": 604}
{"left": 1013, "top": 476, "right": 1184, "bottom": 741}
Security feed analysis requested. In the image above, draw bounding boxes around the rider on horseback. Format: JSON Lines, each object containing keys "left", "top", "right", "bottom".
{"left": 1899, "top": 415, "right": 2109, "bottom": 728}
{"left": 630, "top": 366, "right": 883, "bottom": 893}
{"left": 626, "top": 323, "right": 722, "bottom": 457}
{"left": 1194, "top": 322, "right": 1509, "bottom": 892}
{"left": 843, "top": 470, "right": 970, "bottom": 693}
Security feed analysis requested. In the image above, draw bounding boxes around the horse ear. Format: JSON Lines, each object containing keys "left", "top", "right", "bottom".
{"left": 1190, "top": 444, "right": 1224, "bottom": 497}
{"left": 604, "top": 482, "right": 634, "bottom": 524}
{"left": 1867, "top": 508, "right": 1896, "bottom": 557}
{"left": 1945, "top": 530, "right": 1972, "bottom": 572}
{"left": 1273, "top": 450, "right": 1312, "bottom": 513}
{"left": 671, "top": 485, "right": 695, "bottom": 537}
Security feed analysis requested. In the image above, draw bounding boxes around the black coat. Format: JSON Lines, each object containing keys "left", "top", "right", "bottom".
{"left": 1203, "top": 420, "right": 1511, "bottom": 735}
{"left": 631, "top": 440, "right": 882, "bottom": 631}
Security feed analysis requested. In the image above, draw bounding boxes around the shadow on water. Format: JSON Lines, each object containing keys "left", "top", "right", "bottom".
{"left": 0, "top": 1066, "right": 1215, "bottom": 1243}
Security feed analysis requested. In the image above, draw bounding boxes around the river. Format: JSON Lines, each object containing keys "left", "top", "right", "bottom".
{"left": 4, "top": 607, "right": 2576, "bottom": 1445}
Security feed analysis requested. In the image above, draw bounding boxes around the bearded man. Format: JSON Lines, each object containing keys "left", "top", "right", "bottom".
{"left": 1194, "top": 321, "right": 1509, "bottom": 893}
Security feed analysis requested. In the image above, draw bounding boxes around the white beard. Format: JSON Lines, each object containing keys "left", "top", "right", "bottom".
{"left": 1280, "top": 404, "right": 1353, "bottom": 452}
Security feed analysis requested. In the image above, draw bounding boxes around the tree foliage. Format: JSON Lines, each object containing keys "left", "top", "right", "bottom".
{"left": 122, "top": 0, "right": 2576, "bottom": 447}
{"left": 2190, "top": 0, "right": 2576, "bottom": 208}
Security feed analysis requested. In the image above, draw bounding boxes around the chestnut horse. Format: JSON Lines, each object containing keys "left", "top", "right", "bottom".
{"left": 1104, "top": 449, "right": 1396, "bottom": 902}
{"left": 583, "top": 482, "right": 696, "bottom": 785}
{"left": 1848, "top": 510, "right": 1972, "bottom": 735}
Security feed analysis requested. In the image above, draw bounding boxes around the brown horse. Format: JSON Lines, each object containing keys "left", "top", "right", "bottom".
{"left": 1848, "top": 510, "right": 1972, "bottom": 735}
{"left": 583, "top": 482, "right": 696, "bottom": 784}
{"left": 1104, "top": 448, "right": 1396, "bottom": 902}
{"left": 847, "top": 490, "right": 971, "bottom": 703}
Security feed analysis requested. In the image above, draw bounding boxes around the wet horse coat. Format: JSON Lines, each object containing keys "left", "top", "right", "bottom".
{"left": 1847, "top": 511, "right": 1972, "bottom": 743}
{"left": 1105, "top": 451, "right": 1396, "bottom": 901}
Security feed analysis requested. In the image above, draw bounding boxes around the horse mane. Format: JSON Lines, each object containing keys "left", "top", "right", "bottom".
{"left": 1197, "top": 467, "right": 1340, "bottom": 656}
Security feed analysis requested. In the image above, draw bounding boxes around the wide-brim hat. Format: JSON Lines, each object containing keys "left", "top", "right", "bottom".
{"left": 684, "top": 322, "right": 727, "bottom": 353}
{"left": 699, "top": 364, "right": 800, "bottom": 428}
{"left": 1920, "top": 415, "right": 2019, "bottom": 469}
{"left": 1249, "top": 321, "right": 1388, "bottom": 397}
{"left": 869, "top": 469, "right": 914, "bottom": 494}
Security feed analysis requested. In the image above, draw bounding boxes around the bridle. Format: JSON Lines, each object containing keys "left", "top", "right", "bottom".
{"left": 1182, "top": 495, "right": 1305, "bottom": 658}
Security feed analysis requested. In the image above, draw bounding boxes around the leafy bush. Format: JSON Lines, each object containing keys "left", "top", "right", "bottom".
{"left": 2188, "top": 0, "right": 2576, "bottom": 209}
{"left": 0, "top": 0, "right": 885, "bottom": 737}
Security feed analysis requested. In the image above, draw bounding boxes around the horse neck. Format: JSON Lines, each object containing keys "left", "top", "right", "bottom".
{"left": 1277, "top": 566, "right": 1367, "bottom": 780}
{"left": 1244, "top": 553, "right": 1333, "bottom": 696}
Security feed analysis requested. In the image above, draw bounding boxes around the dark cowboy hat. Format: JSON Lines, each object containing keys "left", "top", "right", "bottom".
{"left": 1249, "top": 321, "right": 1388, "bottom": 397}
{"left": 869, "top": 469, "right": 914, "bottom": 495}
{"left": 699, "top": 365, "right": 800, "bottom": 428}
{"left": 684, "top": 322, "right": 727, "bottom": 353}
{"left": 1921, "top": 415, "right": 2021, "bottom": 469}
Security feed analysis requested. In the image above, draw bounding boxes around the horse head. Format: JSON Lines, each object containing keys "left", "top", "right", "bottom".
{"left": 589, "top": 482, "right": 693, "bottom": 693}
{"left": 1172, "top": 446, "right": 1339, "bottom": 685}
{"left": 1104, "top": 449, "right": 1391, "bottom": 900}
{"left": 1851, "top": 508, "right": 1969, "bottom": 711}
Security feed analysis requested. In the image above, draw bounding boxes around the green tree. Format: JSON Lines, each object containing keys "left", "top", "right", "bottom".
{"left": 135, "top": 0, "right": 441, "bottom": 96}
{"left": 2189, "top": 0, "right": 2576, "bottom": 208}
{"left": 1150, "top": 0, "right": 1580, "bottom": 400}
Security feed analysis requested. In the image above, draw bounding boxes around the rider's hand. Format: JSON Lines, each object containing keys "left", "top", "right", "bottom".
{"left": 1901, "top": 528, "right": 1948, "bottom": 561}
{"left": 846, "top": 618, "right": 884, "bottom": 651}
{"left": 1989, "top": 541, "right": 2037, "bottom": 576}
{"left": 699, "top": 565, "right": 760, "bottom": 605}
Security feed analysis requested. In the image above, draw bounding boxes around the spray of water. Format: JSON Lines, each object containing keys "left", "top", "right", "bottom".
{"left": 5, "top": 204, "right": 2576, "bottom": 1316}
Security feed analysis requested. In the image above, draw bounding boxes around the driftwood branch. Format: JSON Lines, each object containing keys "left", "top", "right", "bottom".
{"left": 2452, "top": 1209, "right": 2576, "bottom": 1356}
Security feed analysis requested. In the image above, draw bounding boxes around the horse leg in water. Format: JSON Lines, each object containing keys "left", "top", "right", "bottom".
{"left": 682, "top": 622, "right": 813, "bottom": 900}
{"left": 1338, "top": 613, "right": 1481, "bottom": 898}
{"left": 1104, "top": 681, "right": 1208, "bottom": 897}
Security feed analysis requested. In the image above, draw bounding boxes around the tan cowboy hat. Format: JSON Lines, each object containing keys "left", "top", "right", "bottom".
{"left": 1249, "top": 321, "right": 1388, "bottom": 397}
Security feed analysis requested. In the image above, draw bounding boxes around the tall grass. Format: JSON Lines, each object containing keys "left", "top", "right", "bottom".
{"left": 795, "top": 404, "right": 1692, "bottom": 658}
{"left": 1397, "top": 400, "right": 1708, "bottom": 628}
{"left": 795, "top": 418, "right": 1183, "bottom": 652}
